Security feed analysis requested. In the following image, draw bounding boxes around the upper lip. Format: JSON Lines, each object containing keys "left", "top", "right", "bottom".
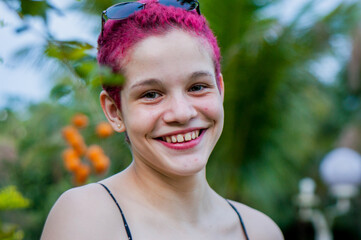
{"left": 154, "top": 127, "right": 206, "bottom": 138}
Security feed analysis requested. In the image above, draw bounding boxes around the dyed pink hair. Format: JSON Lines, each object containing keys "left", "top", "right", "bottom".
{"left": 97, "top": 0, "right": 221, "bottom": 109}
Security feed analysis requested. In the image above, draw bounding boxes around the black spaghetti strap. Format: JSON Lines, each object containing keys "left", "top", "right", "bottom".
{"left": 98, "top": 183, "right": 248, "bottom": 240}
{"left": 227, "top": 200, "right": 250, "bottom": 240}
{"left": 98, "top": 183, "right": 133, "bottom": 240}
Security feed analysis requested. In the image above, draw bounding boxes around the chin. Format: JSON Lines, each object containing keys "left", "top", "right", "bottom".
{"left": 164, "top": 155, "right": 208, "bottom": 177}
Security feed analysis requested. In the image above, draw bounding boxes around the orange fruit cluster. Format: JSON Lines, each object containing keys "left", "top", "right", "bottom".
{"left": 62, "top": 148, "right": 81, "bottom": 171}
{"left": 62, "top": 126, "right": 87, "bottom": 156}
{"left": 86, "top": 145, "right": 110, "bottom": 174}
{"left": 72, "top": 113, "right": 89, "bottom": 128}
{"left": 96, "top": 121, "right": 114, "bottom": 138}
{"left": 61, "top": 113, "right": 112, "bottom": 185}
{"left": 74, "top": 164, "right": 91, "bottom": 185}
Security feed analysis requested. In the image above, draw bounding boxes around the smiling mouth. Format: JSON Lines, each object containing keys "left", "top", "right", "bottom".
{"left": 157, "top": 130, "right": 204, "bottom": 143}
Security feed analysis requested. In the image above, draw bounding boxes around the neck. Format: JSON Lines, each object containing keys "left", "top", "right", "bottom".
{"left": 123, "top": 161, "right": 216, "bottom": 222}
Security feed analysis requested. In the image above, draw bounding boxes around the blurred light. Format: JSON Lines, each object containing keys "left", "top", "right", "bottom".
{"left": 300, "top": 177, "right": 316, "bottom": 195}
{"left": 297, "top": 178, "right": 320, "bottom": 208}
{"left": 320, "top": 148, "right": 361, "bottom": 185}
{"left": 320, "top": 148, "right": 361, "bottom": 198}
{"left": 310, "top": 55, "right": 341, "bottom": 85}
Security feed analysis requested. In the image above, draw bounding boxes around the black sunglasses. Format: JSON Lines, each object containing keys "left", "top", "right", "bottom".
{"left": 101, "top": 0, "right": 201, "bottom": 37}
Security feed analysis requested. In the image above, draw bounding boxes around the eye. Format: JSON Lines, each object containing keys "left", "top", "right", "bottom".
{"left": 189, "top": 84, "right": 206, "bottom": 92}
{"left": 141, "top": 91, "right": 161, "bottom": 100}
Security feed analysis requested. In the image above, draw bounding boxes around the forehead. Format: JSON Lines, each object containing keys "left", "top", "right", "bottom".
{"left": 121, "top": 29, "right": 215, "bottom": 87}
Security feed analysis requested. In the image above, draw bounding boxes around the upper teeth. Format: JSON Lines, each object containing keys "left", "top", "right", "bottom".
{"left": 163, "top": 130, "right": 200, "bottom": 143}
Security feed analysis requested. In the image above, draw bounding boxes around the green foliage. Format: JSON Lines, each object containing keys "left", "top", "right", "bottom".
{"left": 43, "top": 40, "right": 125, "bottom": 88}
{"left": 0, "top": 186, "right": 30, "bottom": 211}
{"left": 50, "top": 83, "right": 72, "bottom": 100}
{"left": 18, "top": 0, "right": 57, "bottom": 22}
{"left": 93, "top": 65, "right": 125, "bottom": 87}
{"left": 0, "top": 223, "right": 24, "bottom": 240}
{"left": 45, "top": 41, "right": 93, "bottom": 61}
{"left": 0, "top": 186, "right": 30, "bottom": 240}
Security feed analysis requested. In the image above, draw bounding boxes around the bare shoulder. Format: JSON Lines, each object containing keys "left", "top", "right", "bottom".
{"left": 228, "top": 200, "right": 284, "bottom": 240}
{"left": 41, "top": 183, "right": 119, "bottom": 240}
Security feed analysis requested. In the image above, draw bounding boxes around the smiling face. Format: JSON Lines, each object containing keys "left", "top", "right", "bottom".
{"left": 101, "top": 29, "right": 224, "bottom": 178}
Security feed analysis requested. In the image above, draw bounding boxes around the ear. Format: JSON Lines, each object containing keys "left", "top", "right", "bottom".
{"left": 219, "top": 73, "right": 225, "bottom": 102}
{"left": 99, "top": 90, "right": 126, "bottom": 133}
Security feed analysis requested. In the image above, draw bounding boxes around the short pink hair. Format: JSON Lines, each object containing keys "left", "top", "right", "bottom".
{"left": 97, "top": 0, "right": 221, "bottom": 109}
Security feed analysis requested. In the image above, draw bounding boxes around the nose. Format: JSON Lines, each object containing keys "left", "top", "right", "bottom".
{"left": 162, "top": 94, "right": 197, "bottom": 124}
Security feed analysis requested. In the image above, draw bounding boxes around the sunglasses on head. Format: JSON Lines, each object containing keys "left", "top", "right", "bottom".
{"left": 101, "top": 0, "right": 201, "bottom": 37}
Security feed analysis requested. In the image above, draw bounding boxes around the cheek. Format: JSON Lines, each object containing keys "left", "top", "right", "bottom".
{"left": 200, "top": 97, "right": 224, "bottom": 120}
{"left": 123, "top": 107, "right": 161, "bottom": 135}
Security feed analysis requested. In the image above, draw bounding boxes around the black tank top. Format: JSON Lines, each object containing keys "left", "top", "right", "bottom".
{"left": 99, "top": 183, "right": 250, "bottom": 240}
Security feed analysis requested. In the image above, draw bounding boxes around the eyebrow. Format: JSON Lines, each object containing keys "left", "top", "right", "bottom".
{"left": 130, "top": 78, "right": 164, "bottom": 90}
{"left": 189, "top": 71, "right": 214, "bottom": 80}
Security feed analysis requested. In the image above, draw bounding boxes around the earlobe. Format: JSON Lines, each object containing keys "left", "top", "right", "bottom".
{"left": 99, "top": 90, "right": 126, "bottom": 133}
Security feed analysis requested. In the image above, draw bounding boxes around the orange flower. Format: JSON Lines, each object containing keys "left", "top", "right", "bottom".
{"left": 74, "top": 164, "right": 90, "bottom": 185}
{"left": 71, "top": 113, "right": 89, "bottom": 128}
{"left": 62, "top": 148, "right": 81, "bottom": 172}
{"left": 96, "top": 122, "right": 114, "bottom": 138}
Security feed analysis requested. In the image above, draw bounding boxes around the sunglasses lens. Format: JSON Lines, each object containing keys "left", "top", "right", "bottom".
{"left": 106, "top": 2, "right": 144, "bottom": 20}
{"left": 158, "top": 0, "right": 198, "bottom": 11}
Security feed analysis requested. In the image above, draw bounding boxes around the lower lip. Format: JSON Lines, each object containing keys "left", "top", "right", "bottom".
{"left": 157, "top": 130, "right": 205, "bottom": 150}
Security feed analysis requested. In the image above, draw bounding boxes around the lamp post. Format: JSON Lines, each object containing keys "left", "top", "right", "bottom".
{"left": 296, "top": 148, "right": 361, "bottom": 240}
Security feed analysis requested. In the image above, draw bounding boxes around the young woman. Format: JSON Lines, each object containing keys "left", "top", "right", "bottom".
{"left": 41, "top": 1, "right": 284, "bottom": 239}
